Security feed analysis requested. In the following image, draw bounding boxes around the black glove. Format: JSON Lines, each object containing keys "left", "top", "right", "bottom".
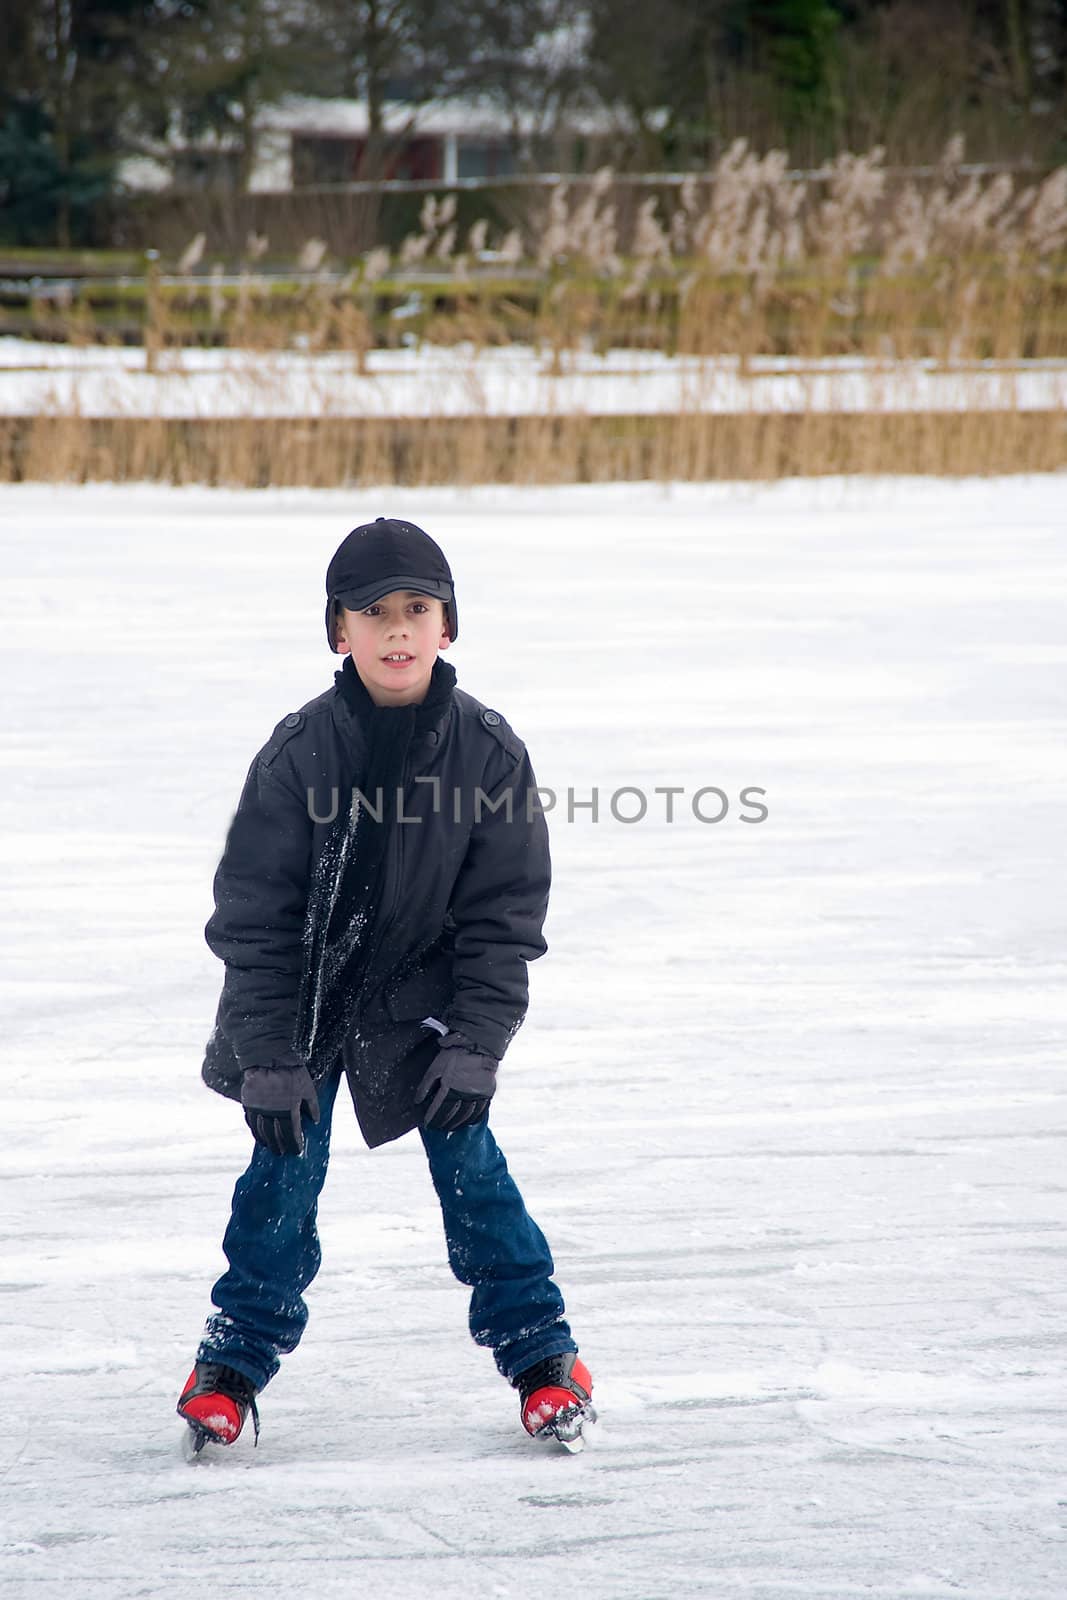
{"left": 415, "top": 1030, "right": 498, "bottom": 1131}
{"left": 241, "top": 1065, "right": 321, "bottom": 1156}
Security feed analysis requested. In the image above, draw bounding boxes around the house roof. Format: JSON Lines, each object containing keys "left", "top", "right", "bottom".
{"left": 258, "top": 95, "right": 622, "bottom": 141}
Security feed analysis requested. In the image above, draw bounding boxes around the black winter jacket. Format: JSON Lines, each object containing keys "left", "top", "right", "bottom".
{"left": 201, "top": 671, "right": 551, "bottom": 1146}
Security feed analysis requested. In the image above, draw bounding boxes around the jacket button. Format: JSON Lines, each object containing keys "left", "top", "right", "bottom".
{"left": 283, "top": 713, "right": 301, "bottom": 728}
{"left": 482, "top": 710, "right": 501, "bottom": 727}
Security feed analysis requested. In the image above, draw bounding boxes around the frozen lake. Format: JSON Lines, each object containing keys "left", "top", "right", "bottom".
{"left": 1, "top": 476, "right": 1065, "bottom": 1597}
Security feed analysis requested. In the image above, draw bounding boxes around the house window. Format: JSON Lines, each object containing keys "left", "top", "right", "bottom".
{"left": 390, "top": 137, "right": 442, "bottom": 181}
{"left": 457, "top": 141, "right": 515, "bottom": 179}
{"left": 292, "top": 136, "right": 363, "bottom": 185}
{"left": 292, "top": 133, "right": 442, "bottom": 183}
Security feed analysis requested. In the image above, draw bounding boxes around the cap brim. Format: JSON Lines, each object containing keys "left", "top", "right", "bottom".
{"left": 333, "top": 575, "right": 453, "bottom": 610}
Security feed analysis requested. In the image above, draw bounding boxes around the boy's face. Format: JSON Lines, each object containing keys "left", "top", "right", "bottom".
{"left": 334, "top": 590, "right": 451, "bottom": 707}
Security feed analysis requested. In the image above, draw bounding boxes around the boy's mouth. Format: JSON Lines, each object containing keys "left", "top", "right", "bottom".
{"left": 382, "top": 652, "right": 415, "bottom": 667}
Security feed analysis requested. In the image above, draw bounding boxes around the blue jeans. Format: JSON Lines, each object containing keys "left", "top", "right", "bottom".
{"left": 198, "top": 1067, "right": 576, "bottom": 1393}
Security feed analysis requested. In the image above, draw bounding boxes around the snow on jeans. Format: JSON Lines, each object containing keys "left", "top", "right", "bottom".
{"left": 198, "top": 1065, "right": 577, "bottom": 1393}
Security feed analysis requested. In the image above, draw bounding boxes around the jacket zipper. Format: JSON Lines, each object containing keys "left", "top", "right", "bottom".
{"left": 354, "top": 749, "right": 410, "bottom": 1021}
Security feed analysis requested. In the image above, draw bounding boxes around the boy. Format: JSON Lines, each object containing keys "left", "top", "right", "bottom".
{"left": 177, "top": 517, "right": 594, "bottom": 1454}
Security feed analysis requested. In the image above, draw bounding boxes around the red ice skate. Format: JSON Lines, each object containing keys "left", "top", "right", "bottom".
{"left": 177, "top": 1361, "right": 260, "bottom": 1455}
{"left": 516, "top": 1352, "right": 595, "bottom": 1452}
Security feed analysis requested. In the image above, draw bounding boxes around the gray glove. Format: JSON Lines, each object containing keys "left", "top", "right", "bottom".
{"left": 415, "top": 1030, "right": 498, "bottom": 1131}
{"left": 241, "top": 1065, "right": 321, "bottom": 1156}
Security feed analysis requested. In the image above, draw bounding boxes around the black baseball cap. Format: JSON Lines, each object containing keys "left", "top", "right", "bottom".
{"left": 325, "top": 517, "right": 458, "bottom": 650}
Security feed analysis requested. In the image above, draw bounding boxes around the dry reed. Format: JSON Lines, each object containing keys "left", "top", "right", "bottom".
{"left": 2, "top": 411, "right": 1063, "bottom": 488}
{"left": 3, "top": 136, "right": 1065, "bottom": 485}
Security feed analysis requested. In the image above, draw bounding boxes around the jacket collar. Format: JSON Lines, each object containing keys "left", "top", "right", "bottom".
{"left": 334, "top": 653, "right": 456, "bottom": 739}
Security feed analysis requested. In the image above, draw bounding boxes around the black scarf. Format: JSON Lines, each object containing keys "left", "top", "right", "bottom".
{"left": 293, "top": 653, "right": 457, "bottom": 1073}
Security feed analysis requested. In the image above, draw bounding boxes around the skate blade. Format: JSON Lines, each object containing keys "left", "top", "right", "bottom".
{"left": 536, "top": 1402, "right": 597, "bottom": 1452}
{"left": 181, "top": 1421, "right": 230, "bottom": 1461}
{"left": 181, "top": 1424, "right": 208, "bottom": 1461}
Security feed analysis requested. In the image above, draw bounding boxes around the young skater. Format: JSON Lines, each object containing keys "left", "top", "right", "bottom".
{"left": 177, "top": 517, "right": 594, "bottom": 1452}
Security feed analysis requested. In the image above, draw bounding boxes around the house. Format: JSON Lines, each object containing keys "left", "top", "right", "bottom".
{"left": 263, "top": 97, "right": 524, "bottom": 185}
{"left": 119, "top": 95, "right": 621, "bottom": 193}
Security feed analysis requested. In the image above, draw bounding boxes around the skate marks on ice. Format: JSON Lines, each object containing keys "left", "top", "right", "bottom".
{"left": 2, "top": 478, "right": 1067, "bottom": 1599}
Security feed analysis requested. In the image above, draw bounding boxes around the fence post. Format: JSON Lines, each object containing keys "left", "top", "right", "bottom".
{"left": 144, "top": 248, "right": 161, "bottom": 373}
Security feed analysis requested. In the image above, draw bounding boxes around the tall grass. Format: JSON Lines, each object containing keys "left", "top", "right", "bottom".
{"left": 5, "top": 410, "right": 1063, "bottom": 487}
{"left": 4, "top": 138, "right": 1066, "bottom": 484}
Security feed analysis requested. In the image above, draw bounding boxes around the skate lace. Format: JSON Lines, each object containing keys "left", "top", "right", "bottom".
{"left": 516, "top": 1353, "right": 586, "bottom": 1404}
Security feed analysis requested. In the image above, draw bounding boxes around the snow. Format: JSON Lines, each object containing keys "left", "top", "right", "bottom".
{"left": 1, "top": 474, "right": 1066, "bottom": 1597}
{"left": 2, "top": 338, "right": 1066, "bottom": 417}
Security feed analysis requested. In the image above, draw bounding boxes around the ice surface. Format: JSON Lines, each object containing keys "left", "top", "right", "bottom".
{"left": 1, "top": 476, "right": 1065, "bottom": 1598}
